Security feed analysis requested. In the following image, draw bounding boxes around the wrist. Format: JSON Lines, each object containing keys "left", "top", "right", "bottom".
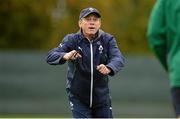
{"left": 63, "top": 53, "right": 69, "bottom": 61}
{"left": 106, "top": 66, "right": 112, "bottom": 74}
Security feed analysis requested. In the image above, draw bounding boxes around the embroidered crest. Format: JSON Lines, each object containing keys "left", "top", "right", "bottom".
{"left": 99, "top": 45, "right": 103, "bottom": 54}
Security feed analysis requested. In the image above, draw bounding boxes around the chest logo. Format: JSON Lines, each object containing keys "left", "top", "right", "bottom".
{"left": 99, "top": 45, "right": 103, "bottom": 54}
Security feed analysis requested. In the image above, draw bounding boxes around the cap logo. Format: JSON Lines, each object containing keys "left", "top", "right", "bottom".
{"left": 89, "top": 8, "right": 94, "bottom": 12}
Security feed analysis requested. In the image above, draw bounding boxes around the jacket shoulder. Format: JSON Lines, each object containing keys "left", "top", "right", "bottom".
{"left": 65, "top": 33, "right": 79, "bottom": 40}
{"left": 62, "top": 33, "right": 80, "bottom": 44}
{"left": 101, "top": 32, "right": 114, "bottom": 43}
{"left": 103, "top": 32, "right": 113, "bottom": 37}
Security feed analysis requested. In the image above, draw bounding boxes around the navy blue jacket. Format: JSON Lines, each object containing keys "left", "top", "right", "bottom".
{"left": 46, "top": 30, "right": 125, "bottom": 107}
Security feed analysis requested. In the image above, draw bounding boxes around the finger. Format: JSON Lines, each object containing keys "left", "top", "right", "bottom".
{"left": 99, "top": 70, "right": 106, "bottom": 75}
{"left": 100, "top": 68, "right": 106, "bottom": 73}
{"left": 72, "top": 52, "right": 78, "bottom": 58}
{"left": 96, "top": 66, "right": 100, "bottom": 70}
{"left": 97, "top": 64, "right": 103, "bottom": 70}
{"left": 98, "top": 66, "right": 105, "bottom": 73}
{"left": 77, "top": 53, "right": 82, "bottom": 58}
{"left": 74, "top": 52, "right": 82, "bottom": 58}
{"left": 70, "top": 51, "right": 83, "bottom": 60}
{"left": 69, "top": 51, "right": 77, "bottom": 59}
{"left": 99, "top": 66, "right": 109, "bottom": 75}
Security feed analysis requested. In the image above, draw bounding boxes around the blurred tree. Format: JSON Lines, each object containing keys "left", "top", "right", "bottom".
{"left": 0, "top": 0, "right": 156, "bottom": 54}
{"left": 0, "top": 0, "right": 57, "bottom": 50}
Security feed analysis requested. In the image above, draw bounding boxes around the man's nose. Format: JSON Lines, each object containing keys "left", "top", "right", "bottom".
{"left": 89, "top": 21, "right": 95, "bottom": 25}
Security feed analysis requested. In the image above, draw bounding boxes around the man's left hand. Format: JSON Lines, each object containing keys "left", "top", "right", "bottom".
{"left": 96, "top": 64, "right": 111, "bottom": 75}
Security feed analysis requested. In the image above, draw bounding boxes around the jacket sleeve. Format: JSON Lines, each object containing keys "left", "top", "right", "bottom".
{"left": 147, "top": 0, "right": 168, "bottom": 71}
{"left": 46, "top": 34, "right": 74, "bottom": 65}
{"left": 106, "top": 37, "right": 125, "bottom": 76}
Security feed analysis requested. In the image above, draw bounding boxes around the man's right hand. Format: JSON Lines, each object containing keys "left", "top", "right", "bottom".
{"left": 63, "top": 50, "right": 82, "bottom": 61}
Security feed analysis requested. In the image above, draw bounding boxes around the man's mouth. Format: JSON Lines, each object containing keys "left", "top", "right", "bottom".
{"left": 88, "top": 27, "right": 95, "bottom": 30}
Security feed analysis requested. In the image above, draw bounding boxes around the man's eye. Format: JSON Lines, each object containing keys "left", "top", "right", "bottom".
{"left": 84, "top": 17, "right": 99, "bottom": 22}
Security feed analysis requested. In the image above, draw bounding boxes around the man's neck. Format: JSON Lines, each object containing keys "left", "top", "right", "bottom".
{"left": 85, "top": 34, "right": 95, "bottom": 41}
{"left": 82, "top": 31, "right": 99, "bottom": 41}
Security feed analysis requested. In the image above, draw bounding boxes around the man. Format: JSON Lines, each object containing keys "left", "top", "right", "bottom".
{"left": 147, "top": 0, "right": 180, "bottom": 118}
{"left": 46, "top": 7, "right": 124, "bottom": 118}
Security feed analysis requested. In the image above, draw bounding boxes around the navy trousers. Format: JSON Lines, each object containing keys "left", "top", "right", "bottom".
{"left": 171, "top": 87, "right": 180, "bottom": 117}
{"left": 68, "top": 95, "right": 113, "bottom": 118}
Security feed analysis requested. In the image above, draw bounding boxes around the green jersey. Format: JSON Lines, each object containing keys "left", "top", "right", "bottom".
{"left": 147, "top": 0, "right": 180, "bottom": 87}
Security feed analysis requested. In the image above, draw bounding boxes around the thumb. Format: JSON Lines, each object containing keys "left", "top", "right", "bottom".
{"left": 97, "top": 64, "right": 103, "bottom": 70}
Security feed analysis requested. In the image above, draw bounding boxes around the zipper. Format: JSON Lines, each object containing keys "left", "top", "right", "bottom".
{"left": 90, "top": 41, "right": 93, "bottom": 108}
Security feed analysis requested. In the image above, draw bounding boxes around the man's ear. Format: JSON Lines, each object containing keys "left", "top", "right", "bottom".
{"left": 78, "top": 20, "right": 82, "bottom": 28}
{"left": 99, "top": 19, "right": 101, "bottom": 28}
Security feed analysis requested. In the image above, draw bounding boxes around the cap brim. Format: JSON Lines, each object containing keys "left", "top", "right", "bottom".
{"left": 82, "top": 12, "right": 101, "bottom": 19}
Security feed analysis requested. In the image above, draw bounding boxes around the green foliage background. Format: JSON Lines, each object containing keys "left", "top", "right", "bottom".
{"left": 0, "top": 0, "right": 156, "bottom": 54}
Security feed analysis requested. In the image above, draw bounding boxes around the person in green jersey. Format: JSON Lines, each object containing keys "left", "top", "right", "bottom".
{"left": 147, "top": 0, "right": 180, "bottom": 118}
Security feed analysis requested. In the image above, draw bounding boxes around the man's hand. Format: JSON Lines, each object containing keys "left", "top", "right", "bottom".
{"left": 97, "top": 64, "right": 111, "bottom": 75}
{"left": 63, "top": 50, "right": 81, "bottom": 61}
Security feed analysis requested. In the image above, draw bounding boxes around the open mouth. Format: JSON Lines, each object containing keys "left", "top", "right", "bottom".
{"left": 88, "top": 27, "right": 95, "bottom": 30}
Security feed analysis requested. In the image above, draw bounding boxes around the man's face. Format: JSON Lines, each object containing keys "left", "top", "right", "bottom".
{"left": 79, "top": 14, "right": 101, "bottom": 37}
